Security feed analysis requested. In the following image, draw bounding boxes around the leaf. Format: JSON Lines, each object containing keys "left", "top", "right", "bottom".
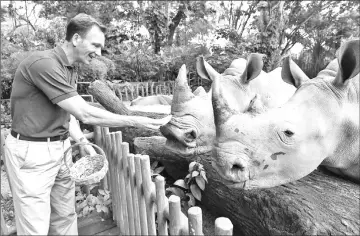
{"left": 98, "top": 189, "right": 105, "bottom": 195}
{"left": 173, "top": 179, "right": 188, "bottom": 189}
{"left": 200, "top": 170, "right": 208, "bottom": 183}
{"left": 88, "top": 206, "right": 95, "bottom": 212}
{"left": 76, "top": 195, "right": 84, "bottom": 201}
{"left": 96, "top": 205, "right": 102, "bottom": 213}
{"left": 154, "top": 166, "right": 165, "bottom": 174}
{"left": 83, "top": 206, "right": 89, "bottom": 216}
{"left": 105, "top": 199, "right": 112, "bottom": 206}
{"left": 166, "top": 187, "right": 185, "bottom": 199}
{"left": 186, "top": 193, "right": 196, "bottom": 207}
{"left": 104, "top": 194, "right": 110, "bottom": 202}
{"left": 102, "top": 206, "right": 109, "bottom": 213}
{"left": 189, "top": 162, "right": 197, "bottom": 172}
{"left": 104, "top": 190, "right": 110, "bottom": 195}
{"left": 192, "top": 170, "right": 199, "bottom": 177}
{"left": 190, "top": 184, "right": 202, "bottom": 201}
{"left": 195, "top": 175, "right": 206, "bottom": 191}
{"left": 79, "top": 201, "right": 87, "bottom": 209}
{"left": 151, "top": 160, "right": 159, "bottom": 169}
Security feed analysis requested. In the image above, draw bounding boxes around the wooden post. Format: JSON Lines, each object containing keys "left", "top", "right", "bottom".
{"left": 141, "top": 85, "right": 145, "bottom": 97}
{"left": 145, "top": 82, "right": 149, "bottom": 97}
{"left": 215, "top": 217, "right": 233, "bottom": 235}
{"left": 134, "top": 154, "right": 148, "bottom": 235}
{"left": 155, "top": 175, "right": 169, "bottom": 236}
{"left": 122, "top": 142, "right": 135, "bottom": 235}
{"left": 128, "top": 154, "right": 141, "bottom": 235}
{"left": 124, "top": 87, "right": 129, "bottom": 101}
{"left": 94, "top": 126, "right": 106, "bottom": 190}
{"left": 150, "top": 82, "right": 154, "bottom": 95}
{"left": 105, "top": 134, "right": 115, "bottom": 203}
{"left": 140, "top": 155, "right": 156, "bottom": 235}
{"left": 101, "top": 127, "right": 109, "bottom": 191}
{"left": 188, "top": 207, "right": 203, "bottom": 235}
{"left": 115, "top": 132, "right": 129, "bottom": 235}
{"left": 109, "top": 133, "right": 118, "bottom": 224}
{"left": 169, "top": 195, "right": 182, "bottom": 235}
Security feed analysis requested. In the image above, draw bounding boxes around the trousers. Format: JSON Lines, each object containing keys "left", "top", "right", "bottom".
{"left": 4, "top": 134, "right": 78, "bottom": 235}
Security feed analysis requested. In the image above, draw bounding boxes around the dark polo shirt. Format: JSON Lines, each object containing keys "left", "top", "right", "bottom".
{"left": 10, "top": 46, "right": 79, "bottom": 138}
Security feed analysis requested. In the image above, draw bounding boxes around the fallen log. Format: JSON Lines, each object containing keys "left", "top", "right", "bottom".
{"left": 134, "top": 136, "right": 360, "bottom": 236}
{"left": 87, "top": 80, "right": 169, "bottom": 149}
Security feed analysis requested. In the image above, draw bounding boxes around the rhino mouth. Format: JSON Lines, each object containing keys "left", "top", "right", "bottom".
{"left": 160, "top": 123, "right": 198, "bottom": 148}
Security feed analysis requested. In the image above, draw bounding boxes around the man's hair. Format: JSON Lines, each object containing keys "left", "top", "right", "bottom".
{"left": 65, "top": 13, "right": 107, "bottom": 41}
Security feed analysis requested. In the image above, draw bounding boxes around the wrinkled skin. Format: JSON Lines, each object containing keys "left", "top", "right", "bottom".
{"left": 160, "top": 54, "right": 296, "bottom": 157}
{"left": 212, "top": 39, "right": 360, "bottom": 189}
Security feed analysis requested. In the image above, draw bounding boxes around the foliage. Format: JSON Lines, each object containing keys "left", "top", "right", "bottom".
{"left": 166, "top": 161, "right": 208, "bottom": 209}
{"left": 150, "top": 160, "right": 165, "bottom": 180}
{"left": 75, "top": 187, "right": 112, "bottom": 218}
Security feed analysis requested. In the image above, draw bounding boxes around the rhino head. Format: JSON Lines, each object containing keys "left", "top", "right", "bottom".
{"left": 160, "top": 64, "right": 215, "bottom": 156}
{"left": 212, "top": 39, "right": 360, "bottom": 189}
{"left": 160, "top": 53, "right": 296, "bottom": 156}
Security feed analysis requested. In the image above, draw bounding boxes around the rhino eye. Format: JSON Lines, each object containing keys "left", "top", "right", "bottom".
{"left": 284, "top": 130, "right": 294, "bottom": 137}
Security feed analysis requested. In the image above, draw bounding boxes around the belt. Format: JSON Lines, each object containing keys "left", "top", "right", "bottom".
{"left": 11, "top": 130, "right": 69, "bottom": 142}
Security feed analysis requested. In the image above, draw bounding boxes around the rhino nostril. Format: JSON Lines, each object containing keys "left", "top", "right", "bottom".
{"left": 185, "top": 130, "right": 197, "bottom": 141}
{"left": 232, "top": 164, "right": 244, "bottom": 172}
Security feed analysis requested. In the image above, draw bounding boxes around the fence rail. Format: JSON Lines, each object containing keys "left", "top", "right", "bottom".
{"left": 95, "top": 127, "right": 233, "bottom": 235}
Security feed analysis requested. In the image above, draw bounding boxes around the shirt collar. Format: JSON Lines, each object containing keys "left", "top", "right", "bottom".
{"left": 54, "top": 45, "right": 73, "bottom": 68}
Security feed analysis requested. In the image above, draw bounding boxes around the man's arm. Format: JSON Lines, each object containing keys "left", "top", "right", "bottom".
{"left": 57, "top": 95, "right": 170, "bottom": 130}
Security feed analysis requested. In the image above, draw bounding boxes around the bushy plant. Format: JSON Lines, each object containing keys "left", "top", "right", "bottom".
{"left": 166, "top": 161, "right": 208, "bottom": 210}
{"left": 75, "top": 187, "right": 112, "bottom": 218}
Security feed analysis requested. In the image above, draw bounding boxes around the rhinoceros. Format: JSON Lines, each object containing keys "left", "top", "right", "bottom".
{"left": 211, "top": 39, "right": 360, "bottom": 189}
{"left": 130, "top": 94, "right": 173, "bottom": 106}
{"left": 160, "top": 54, "right": 296, "bottom": 156}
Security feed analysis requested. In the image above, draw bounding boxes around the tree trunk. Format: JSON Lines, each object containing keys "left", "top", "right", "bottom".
{"left": 167, "top": 3, "right": 186, "bottom": 46}
{"left": 134, "top": 136, "right": 360, "bottom": 236}
{"left": 87, "top": 80, "right": 167, "bottom": 150}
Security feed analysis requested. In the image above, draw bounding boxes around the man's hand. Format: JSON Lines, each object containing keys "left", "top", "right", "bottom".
{"left": 135, "top": 115, "right": 172, "bottom": 130}
{"left": 83, "top": 144, "right": 97, "bottom": 156}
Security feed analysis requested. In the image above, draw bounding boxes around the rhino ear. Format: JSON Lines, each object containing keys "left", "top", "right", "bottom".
{"left": 240, "top": 53, "right": 265, "bottom": 84}
{"left": 196, "top": 56, "right": 221, "bottom": 81}
{"left": 333, "top": 39, "right": 360, "bottom": 87}
{"left": 281, "top": 56, "right": 310, "bottom": 88}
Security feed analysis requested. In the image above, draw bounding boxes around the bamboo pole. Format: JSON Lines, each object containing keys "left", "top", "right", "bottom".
{"left": 115, "top": 132, "right": 129, "bottom": 235}
{"left": 188, "top": 207, "right": 203, "bottom": 235}
{"left": 151, "top": 82, "right": 154, "bottom": 95}
{"left": 169, "top": 195, "right": 183, "bottom": 235}
{"left": 140, "top": 155, "right": 156, "bottom": 235}
{"left": 134, "top": 154, "right": 148, "bottom": 235}
{"left": 128, "top": 154, "right": 141, "bottom": 235}
{"left": 155, "top": 175, "right": 169, "bottom": 236}
{"left": 122, "top": 142, "right": 135, "bottom": 235}
{"left": 124, "top": 87, "right": 129, "bottom": 101}
{"left": 215, "top": 217, "right": 233, "bottom": 235}
{"left": 94, "top": 126, "right": 106, "bottom": 190}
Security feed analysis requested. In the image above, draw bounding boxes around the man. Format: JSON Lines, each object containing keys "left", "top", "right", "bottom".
{"left": 4, "top": 13, "right": 170, "bottom": 235}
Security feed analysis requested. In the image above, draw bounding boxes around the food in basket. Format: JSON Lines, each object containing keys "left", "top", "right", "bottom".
{"left": 72, "top": 154, "right": 104, "bottom": 179}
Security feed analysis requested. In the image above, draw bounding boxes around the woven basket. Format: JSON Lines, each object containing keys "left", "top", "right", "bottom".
{"left": 63, "top": 142, "right": 108, "bottom": 185}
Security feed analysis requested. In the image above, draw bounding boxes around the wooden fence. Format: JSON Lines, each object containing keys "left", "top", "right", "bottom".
{"left": 94, "top": 126, "right": 233, "bottom": 235}
{"left": 78, "top": 81, "right": 174, "bottom": 101}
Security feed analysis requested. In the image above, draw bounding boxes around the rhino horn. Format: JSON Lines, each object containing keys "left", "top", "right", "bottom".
{"left": 333, "top": 39, "right": 360, "bottom": 87}
{"left": 193, "top": 86, "right": 207, "bottom": 97}
{"left": 212, "top": 76, "right": 237, "bottom": 126}
{"left": 172, "top": 64, "right": 195, "bottom": 106}
{"left": 281, "top": 56, "right": 310, "bottom": 88}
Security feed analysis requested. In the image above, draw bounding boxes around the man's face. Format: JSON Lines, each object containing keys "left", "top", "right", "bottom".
{"left": 73, "top": 25, "right": 105, "bottom": 64}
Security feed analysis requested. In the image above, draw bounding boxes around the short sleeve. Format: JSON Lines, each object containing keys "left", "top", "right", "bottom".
{"left": 27, "top": 58, "right": 79, "bottom": 104}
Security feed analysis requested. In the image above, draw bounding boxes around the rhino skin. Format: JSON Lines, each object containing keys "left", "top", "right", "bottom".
{"left": 130, "top": 94, "right": 173, "bottom": 106}
{"left": 160, "top": 54, "right": 296, "bottom": 158}
{"left": 212, "top": 39, "right": 360, "bottom": 189}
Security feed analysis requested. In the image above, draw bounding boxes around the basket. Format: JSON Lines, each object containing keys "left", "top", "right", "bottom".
{"left": 63, "top": 142, "right": 108, "bottom": 185}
